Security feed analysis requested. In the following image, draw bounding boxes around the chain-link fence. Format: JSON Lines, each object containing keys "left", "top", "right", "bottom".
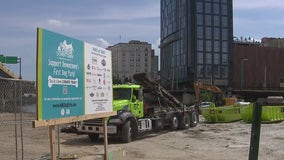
{"left": 0, "top": 77, "right": 48, "bottom": 160}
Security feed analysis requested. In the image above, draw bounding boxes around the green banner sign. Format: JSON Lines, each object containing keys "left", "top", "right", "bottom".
{"left": 5, "top": 56, "right": 18, "bottom": 64}
{"left": 0, "top": 55, "right": 19, "bottom": 64}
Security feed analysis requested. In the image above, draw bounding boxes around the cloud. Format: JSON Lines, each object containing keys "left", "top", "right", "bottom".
{"left": 47, "top": 19, "right": 66, "bottom": 27}
{"left": 96, "top": 38, "right": 111, "bottom": 48}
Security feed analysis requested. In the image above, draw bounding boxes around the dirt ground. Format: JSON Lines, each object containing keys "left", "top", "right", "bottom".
{"left": 1, "top": 114, "right": 284, "bottom": 160}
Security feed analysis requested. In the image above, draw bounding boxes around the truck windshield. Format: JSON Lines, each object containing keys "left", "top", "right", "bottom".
{"left": 113, "top": 88, "right": 131, "bottom": 100}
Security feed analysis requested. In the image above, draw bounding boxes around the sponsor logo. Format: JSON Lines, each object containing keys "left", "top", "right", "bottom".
{"left": 57, "top": 40, "right": 74, "bottom": 59}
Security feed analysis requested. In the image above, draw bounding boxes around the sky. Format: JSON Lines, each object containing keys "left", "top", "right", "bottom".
{"left": 0, "top": 0, "right": 284, "bottom": 81}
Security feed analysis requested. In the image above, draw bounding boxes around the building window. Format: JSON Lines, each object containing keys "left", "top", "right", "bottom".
{"left": 222, "top": 28, "right": 228, "bottom": 40}
{"left": 197, "top": 2, "right": 203, "bottom": 13}
{"left": 197, "top": 14, "right": 203, "bottom": 25}
{"left": 222, "top": 41, "right": 228, "bottom": 52}
{"left": 206, "top": 53, "right": 212, "bottom": 64}
{"left": 205, "top": 27, "right": 212, "bottom": 39}
{"left": 214, "top": 65, "right": 220, "bottom": 78}
{"left": 213, "top": 3, "right": 219, "bottom": 14}
{"left": 221, "top": 16, "right": 228, "bottom": 27}
{"left": 197, "top": 40, "right": 204, "bottom": 51}
{"left": 221, "top": 4, "right": 228, "bottom": 15}
{"left": 206, "top": 40, "right": 212, "bottom": 52}
{"left": 206, "top": 65, "right": 212, "bottom": 78}
{"left": 197, "top": 65, "right": 204, "bottom": 78}
{"left": 197, "top": 26, "right": 203, "bottom": 38}
{"left": 214, "top": 41, "right": 220, "bottom": 52}
{"left": 205, "top": 3, "right": 212, "bottom": 14}
{"left": 214, "top": 53, "right": 220, "bottom": 64}
{"left": 197, "top": 52, "right": 204, "bottom": 64}
{"left": 220, "top": 66, "right": 228, "bottom": 78}
{"left": 213, "top": 15, "right": 220, "bottom": 27}
{"left": 221, "top": 54, "right": 228, "bottom": 64}
{"left": 205, "top": 15, "right": 211, "bottom": 26}
{"left": 213, "top": 28, "right": 220, "bottom": 40}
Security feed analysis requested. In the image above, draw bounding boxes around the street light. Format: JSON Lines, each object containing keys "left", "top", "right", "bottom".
{"left": 240, "top": 58, "right": 248, "bottom": 90}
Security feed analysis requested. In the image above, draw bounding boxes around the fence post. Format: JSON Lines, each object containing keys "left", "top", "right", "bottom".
{"left": 248, "top": 98, "right": 264, "bottom": 160}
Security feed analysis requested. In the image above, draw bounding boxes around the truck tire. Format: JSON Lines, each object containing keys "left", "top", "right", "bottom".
{"left": 178, "top": 113, "right": 190, "bottom": 130}
{"left": 169, "top": 114, "right": 179, "bottom": 130}
{"left": 121, "top": 120, "right": 132, "bottom": 143}
{"left": 88, "top": 133, "right": 99, "bottom": 142}
{"left": 190, "top": 111, "right": 199, "bottom": 127}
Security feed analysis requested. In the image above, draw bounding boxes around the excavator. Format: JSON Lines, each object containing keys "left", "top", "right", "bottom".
{"left": 193, "top": 81, "right": 237, "bottom": 108}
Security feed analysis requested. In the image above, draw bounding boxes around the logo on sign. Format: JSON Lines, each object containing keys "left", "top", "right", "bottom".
{"left": 57, "top": 40, "right": 74, "bottom": 59}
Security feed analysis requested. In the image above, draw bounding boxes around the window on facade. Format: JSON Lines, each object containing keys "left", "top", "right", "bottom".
{"left": 197, "top": 14, "right": 203, "bottom": 25}
{"left": 213, "top": 3, "right": 219, "bottom": 14}
{"left": 213, "top": 28, "right": 220, "bottom": 40}
{"left": 222, "top": 41, "right": 228, "bottom": 52}
{"left": 197, "top": 65, "right": 204, "bottom": 78}
{"left": 213, "top": 15, "right": 220, "bottom": 27}
{"left": 197, "top": 2, "right": 203, "bottom": 13}
{"left": 222, "top": 28, "right": 228, "bottom": 40}
{"left": 206, "top": 65, "right": 212, "bottom": 78}
{"left": 214, "top": 41, "right": 220, "bottom": 52}
{"left": 206, "top": 40, "right": 212, "bottom": 52}
{"left": 221, "top": 4, "right": 228, "bottom": 15}
{"left": 221, "top": 16, "right": 228, "bottom": 27}
{"left": 197, "top": 26, "right": 203, "bottom": 38}
{"left": 197, "top": 52, "right": 204, "bottom": 64}
{"left": 221, "top": 0, "right": 227, "bottom": 4}
{"left": 197, "top": 40, "right": 204, "bottom": 51}
{"left": 206, "top": 53, "right": 212, "bottom": 64}
{"left": 214, "top": 53, "right": 220, "bottom": 64}
{"left": 205, "top": 27, "right": 212, "bottom": 39}
{"left": 213, "top": 65, "right": 220, "bottom": 78}
{"left": 221, "top": 54, "right": 228, "bottom": 64}
{"left": 205, "top": 15, "right": 211, "bottom": 26}
{"left": 220, "top": 66, "right": 228, "bottom": 78}
{"left": 205, "top": 3, "right": 211, "bottom": 14}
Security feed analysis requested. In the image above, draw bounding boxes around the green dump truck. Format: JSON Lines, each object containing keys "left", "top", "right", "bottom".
{"left": 76, "top": 73, "right": 200, "bottom": 143}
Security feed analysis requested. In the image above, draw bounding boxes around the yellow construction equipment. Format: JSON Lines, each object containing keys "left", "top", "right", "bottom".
{"left": 194, "top": 82, "right": 237, "bottom": 107}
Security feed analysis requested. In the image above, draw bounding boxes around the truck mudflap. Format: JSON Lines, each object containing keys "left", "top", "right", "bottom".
{"left": 77, "top": 125, "right": 117, "bottom": 134}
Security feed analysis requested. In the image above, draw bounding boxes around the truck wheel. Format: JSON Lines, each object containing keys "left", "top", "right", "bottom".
{"left": 178, "top": 113, "right": 190, "bottom": 130}
{"left": 190, "top": 111, "right": 199, "bottom": 127}
{"left": 169, "top": 114, "right": 179, "bottom": 130}
{"left": 121, "top": 120, "right": 132, "bottom": 143}
{"left": 88, "top": 133, "right": 99, "bottom": 142}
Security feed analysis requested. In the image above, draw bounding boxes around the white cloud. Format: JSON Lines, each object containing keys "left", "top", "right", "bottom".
{"left": 47, "top": 19, "right": 69, "bottom": 27}
{"left": 96, "top": 38, "right": 111, "bottom": 48}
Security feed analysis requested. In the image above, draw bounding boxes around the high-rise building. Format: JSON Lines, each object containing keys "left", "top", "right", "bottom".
{"left": 160, "top": 0, "right": 233, "bottom": 90}
{"left": 108, "top": 40, "right": 157, "bottom": 83}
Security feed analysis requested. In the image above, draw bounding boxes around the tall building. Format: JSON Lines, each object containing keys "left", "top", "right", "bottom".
{"left": 108, "top": 40, "right": 157, "bottom": 83}
{"left": 160, "top": 0, "right": 233, "bottom": 90}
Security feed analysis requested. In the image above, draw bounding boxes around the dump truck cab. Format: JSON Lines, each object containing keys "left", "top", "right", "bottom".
{"left": 113, "top": 84, "right": 144, "bottom": 118}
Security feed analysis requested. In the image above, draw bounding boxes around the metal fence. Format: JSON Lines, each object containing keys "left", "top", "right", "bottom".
{"left": 0, "top": 77, "right": 46, "bottom": 160}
